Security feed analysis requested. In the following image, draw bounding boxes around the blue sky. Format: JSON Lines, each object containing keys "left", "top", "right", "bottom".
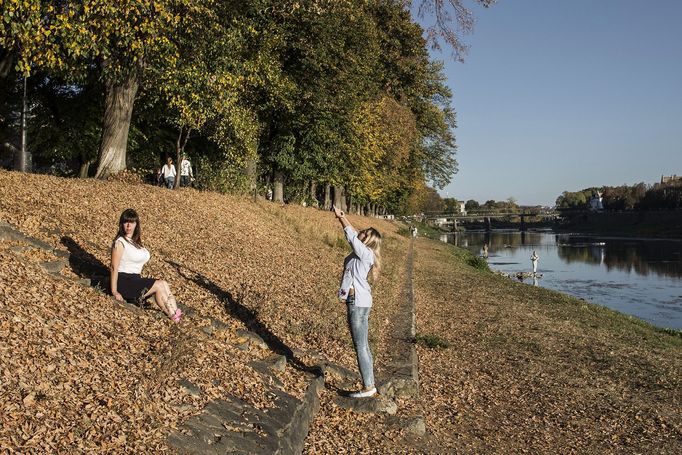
{"left": 426, "top": 0, "right": 682, "bottom": 206}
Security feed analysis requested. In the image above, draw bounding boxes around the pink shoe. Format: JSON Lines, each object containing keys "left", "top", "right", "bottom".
{"left": 171, "top": 308, "right": 183, "bottom": 323}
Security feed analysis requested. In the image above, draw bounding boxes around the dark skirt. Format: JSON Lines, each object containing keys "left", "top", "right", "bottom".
{"left": 117, "top": 272, "right": 156, "bottom": 303}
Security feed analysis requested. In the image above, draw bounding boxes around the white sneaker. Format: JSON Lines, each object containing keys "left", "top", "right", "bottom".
{"left": 349, "top": 387, "right": 377, "bottom": 398}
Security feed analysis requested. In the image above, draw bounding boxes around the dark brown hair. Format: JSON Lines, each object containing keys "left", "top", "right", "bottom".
{"left": 114, "top": 208, "right": 143, "bottom": 248}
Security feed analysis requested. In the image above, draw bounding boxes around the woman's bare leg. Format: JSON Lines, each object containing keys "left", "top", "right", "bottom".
{"left": 162, "top": 281, "right": 178, "bottom": 315}
{"left": 143, "top": 280, "right": 172, "bottom": 317}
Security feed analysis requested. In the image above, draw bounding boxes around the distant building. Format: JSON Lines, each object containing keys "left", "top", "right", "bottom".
{"left": 588, "top": 191, "right": 603, "bottom": 211}
{"left": 661, "top": 175, "right": 682, "bottom": 186}
{"left": 376, "top": 214, "right": 395, "bottom": 220}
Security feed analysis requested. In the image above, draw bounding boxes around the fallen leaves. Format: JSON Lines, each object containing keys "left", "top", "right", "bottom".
{"left": 0, "top": 170, "right": 406, "bottom": 452}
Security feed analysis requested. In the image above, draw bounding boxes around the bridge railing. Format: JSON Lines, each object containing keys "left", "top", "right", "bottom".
{"left": 424, "top": 210, "right": 558, "bottom": 218}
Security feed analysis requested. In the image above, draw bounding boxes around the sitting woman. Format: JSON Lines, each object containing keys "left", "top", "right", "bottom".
{"left": 110, "top": 208, "right": 182, "bottom": 322}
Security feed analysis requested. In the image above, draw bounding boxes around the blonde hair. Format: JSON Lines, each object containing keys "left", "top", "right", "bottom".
{"left": 362, "top": 227, "right": 382, "bottom": 281}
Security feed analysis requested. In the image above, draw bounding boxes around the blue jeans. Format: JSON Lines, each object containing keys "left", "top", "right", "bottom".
{"left": 165, "top": 177, "right": 174, "bottom": 189}
{"left": 347, "top": 296, "right": 374, "bottom": 389}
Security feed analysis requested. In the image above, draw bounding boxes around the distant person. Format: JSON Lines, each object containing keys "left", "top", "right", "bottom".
{"left": 161, "top": 157, "right": 176, "bottom": 189}
{"left": 333, "top": 205, "right": 382, "bottom": 398}
{"left": 482, "top": 243, "right": 489, "bottom": 259}
{"left": 531, "top": 250, "right": 539, "bottom": 275}
{"left": 155, "top": 167, "right": 164, "bottom": 186}
{"left": 412, "top": 226, "right": 418, "bottom": 238}
{"left": 179, "top": 154, "right": 194, "bottom": 187}
{"left": 110, "top": 209, "right": 182, "bottom": 322}
{"left": 266, "top": 188, "right": 273, "bottom": 201}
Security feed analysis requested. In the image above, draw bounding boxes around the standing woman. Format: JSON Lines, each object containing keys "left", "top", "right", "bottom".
{"left": 110, "top": 209, "right": 183, "bottom": 322}
{"left": 333, "top": 205, "right": 382, "bottom": 398}
{"left": 161, "top": 157, "right": 176, "bottom": 189}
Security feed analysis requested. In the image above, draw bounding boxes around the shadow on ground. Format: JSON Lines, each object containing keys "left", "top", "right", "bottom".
{"left": 61, "top": 236, "right": 109, "bottom": 290}
{"left": 167, "top": 260, "right": 322, "bottom": 376}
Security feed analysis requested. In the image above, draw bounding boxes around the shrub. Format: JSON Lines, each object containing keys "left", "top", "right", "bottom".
{"left": 466, "top": 255, "right": 489, "bottom": 271}
{"left": 397, "top": 227, "right": 411, "bottom": 237}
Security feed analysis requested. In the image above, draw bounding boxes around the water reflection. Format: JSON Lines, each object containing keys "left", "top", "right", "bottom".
{"left": 441, "top": 230, "right": 682, "bottom": 330}
{"left": 555, "top": 235, "right": 682, "bottom": 278}
{"left": 442, "top": 231, "right": 682, "bottom": 279}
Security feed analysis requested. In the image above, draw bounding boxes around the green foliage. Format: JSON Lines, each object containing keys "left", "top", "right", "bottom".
{"left": 465, "top": 199, "right": 480, "bottom": 211}
{"left": 193, "top": 156, "right": 253, "bottom": 194}
{"left": 556, "top": 188, "right": 596, "bottom": 209}
{"left": 397, "top": 227, "right": 412, "bottom": 238}
{"left": 466, "top": 255, "right": 490, "bottom": 271}
{"left": 415, "top": 333, "right": 450, "bottom": 349}
{"left": 556, "top": 182, "right": 682, "bottom": 211}
{"left": 1, "top": 0, "right": 476, "bottom": 215}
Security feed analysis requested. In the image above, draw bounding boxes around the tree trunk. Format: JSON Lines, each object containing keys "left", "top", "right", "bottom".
{"left": 273, "top": 170, "right": 285, "bottom": 203}
{"left": 0, "top": 49, "right": 13, "bottom": 78}
{"left": 94, "top": 73, "right": 139, "bottom": 178}
{"left": 79, "top": 159, "right": 94, "bottom": 178}
{"left": 245, "top": 153, "right": 258, "bottom": 199}
{"left": 310, "top": 181, "right": 318, "bottom": 207}
{"left": 324, "top": 184, "right": 331, "bottom": 210}
{"left": 174, "top": 126, "right": 191, "bottom": 190}
{"left": 15, "top": 76, "right": 29, "bottom": 172}
{"left": 333, "top": 185, "right": 346, "bottom": 211}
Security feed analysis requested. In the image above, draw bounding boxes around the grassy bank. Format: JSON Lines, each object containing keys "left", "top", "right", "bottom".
{"left": 404, "top": 239, "right": 681, "bottom": 453}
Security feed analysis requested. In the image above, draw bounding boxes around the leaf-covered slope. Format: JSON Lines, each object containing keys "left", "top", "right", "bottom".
{"left": 0, "top": 170, "right": 408, "bottom": 452}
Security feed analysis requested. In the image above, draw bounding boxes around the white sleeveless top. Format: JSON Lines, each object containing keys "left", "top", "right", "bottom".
{"left": 115, "top": 236, "right": 151, "bottom": 274}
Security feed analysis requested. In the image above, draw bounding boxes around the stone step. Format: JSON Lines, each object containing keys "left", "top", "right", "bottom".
{"left": 168, "top": 377, "right": 323, "bottom": 455}
{"left": 333, "top": 394, "right": 397, "bottom": 415}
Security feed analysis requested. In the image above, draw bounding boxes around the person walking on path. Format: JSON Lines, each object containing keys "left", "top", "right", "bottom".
{"left": 333, "top": 205, "right": 382, "bottom": 398}
{"left": 531, "top": 250, "right": 539, "bottom": 275}
{"left": 161, "top": 157, "right": 176, "bottom": 189}
{"left": 179, "top": 154, "right": 194, "bottom": 187}
{"left": 110, "top": 209, "right": 183, "bottom": 322}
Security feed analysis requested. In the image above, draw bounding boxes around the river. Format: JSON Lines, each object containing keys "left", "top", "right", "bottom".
{"left": 441, "top": 230, "right": 682, "bottom": 330}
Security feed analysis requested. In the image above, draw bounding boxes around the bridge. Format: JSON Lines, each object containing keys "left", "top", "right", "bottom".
{"left": 423, "top": 210, "right": 561, "bottom": 231}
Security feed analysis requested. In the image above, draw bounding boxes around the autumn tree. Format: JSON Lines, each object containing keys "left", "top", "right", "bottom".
{"left": 0, "top": 0, "right": 203, "bottom": 178}
{"left": 152, "top": 1, "right": 288, "bottom": 191}
{"left": 258, "top": 0, "right": 381, "bottom": 204}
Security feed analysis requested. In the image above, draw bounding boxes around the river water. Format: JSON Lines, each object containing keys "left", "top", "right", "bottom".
{"left": 441, "top": 230, "right": 682, "bottom": 330}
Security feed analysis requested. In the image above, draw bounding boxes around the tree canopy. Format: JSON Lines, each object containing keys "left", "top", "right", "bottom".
{"left": 0, "top": 0, "right": 488, "bottom": 214}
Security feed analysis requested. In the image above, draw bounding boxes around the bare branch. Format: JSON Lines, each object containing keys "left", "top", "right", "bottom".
{"left": 408, "top": 0, "right": 496, "bottom": 61}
